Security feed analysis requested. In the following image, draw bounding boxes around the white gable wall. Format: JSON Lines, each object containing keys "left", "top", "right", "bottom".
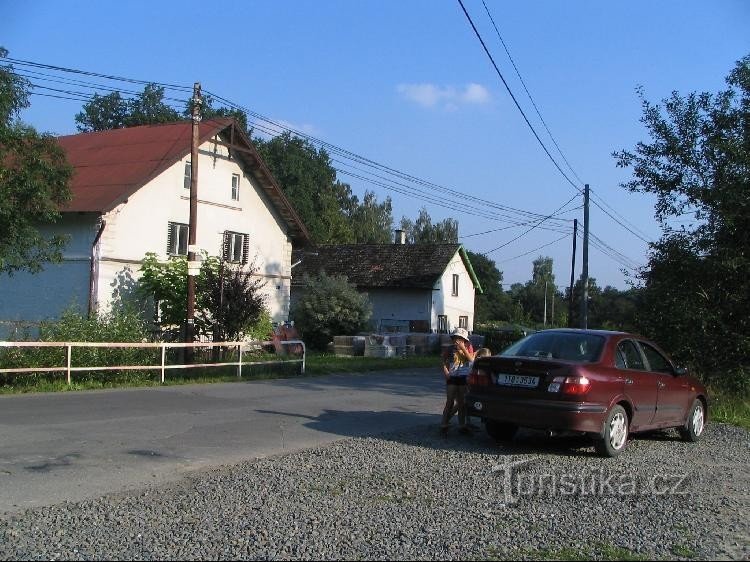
{"left": 432, "top": 251, "right": 475, "bottom": 332}
{"left": 94, "top": 136, "right": 293, "bottom": 321}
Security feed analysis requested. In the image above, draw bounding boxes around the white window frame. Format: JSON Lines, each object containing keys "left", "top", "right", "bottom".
{"left": 223, "top": 231, "right": 248, "bottom": 264}
{"left": 183, "top": 162, "right": 191, "bottom": 190}
{"left": 459, "top": 316, "right": 468, "bottom": 329}
{"left": 167, "top": 222, "right": 189, "bottom": 256}
{"left": 231, "top": 173, "right": 240, "bottom": 201}
{"left": 452, "top": 274, "right": 459, "bottom": 297}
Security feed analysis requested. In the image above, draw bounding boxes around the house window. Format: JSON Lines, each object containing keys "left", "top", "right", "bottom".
{"left": 183, "top": 162, "right": 191, "bottom": 190}
{"left": 438, "top": 315, "right": 448, "bottom": 334}
{"left": 223, "top": 231, "right": 249, "bottom": 264}
{"left": 452, "top": 274, "right": 459, "bottom": 296}
{"left": 231, "top": 174, "right": 240, "bottom": 201}
{"left": 167, "top": 222, "right": 189, "bottom": 256}
{"left": 459, "top": 316, "right": 468, "bottom": 329}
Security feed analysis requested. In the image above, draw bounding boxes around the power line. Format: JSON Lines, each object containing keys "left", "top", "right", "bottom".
{"left": 497, "top": 233, "right": 570, "bottom": 263}
{"left": 480, "top": 0, "right": 585, "bottom": 186}
{"left": 11, "top": 57, "right": 581, "bottom": 228}
{"left": 482, "top": 193, "right": 579, "bottom": 256}
{"left": 8, "top": 55, "right": 652, "bottom": 275}
{"left": 456, "top": 0, "right": 582, "bottom": 194}
{"left": 457, "top": 5, "right": 656, "bottom": 247}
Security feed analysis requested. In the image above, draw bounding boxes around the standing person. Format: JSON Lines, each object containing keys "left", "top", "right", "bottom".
{"left": 441, "top": 327, "right": 475, "bottom": 435}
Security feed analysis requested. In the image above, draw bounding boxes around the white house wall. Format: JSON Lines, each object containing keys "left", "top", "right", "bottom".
{"left": 366, "top": 288, "right": 433, "bottom": 332}
{"left": 432, "top": 251, "right": 475, "bottom": 332}
{"left": 97, "top": 136, "right": 294, "bottom": 322}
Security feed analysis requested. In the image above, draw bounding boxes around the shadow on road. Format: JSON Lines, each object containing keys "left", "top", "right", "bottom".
{"left": 255, "top": 406, "right": 610, "bottom": 458}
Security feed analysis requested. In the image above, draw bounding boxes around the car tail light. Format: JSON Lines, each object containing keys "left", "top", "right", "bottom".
{"left": 549, "top": 375, "right": 591, "bottom": 395}
{"left": 468, "top": 370, "right": 491, "bottom": 386}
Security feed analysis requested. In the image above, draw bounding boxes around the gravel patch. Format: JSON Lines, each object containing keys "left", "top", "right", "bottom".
{"left": 0, "top": 422, "right": 747, "bottom": 561}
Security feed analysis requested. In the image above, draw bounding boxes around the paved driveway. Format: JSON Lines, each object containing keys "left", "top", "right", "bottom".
{"left": 0, "top": 368, "right": 443, "bottom": 514}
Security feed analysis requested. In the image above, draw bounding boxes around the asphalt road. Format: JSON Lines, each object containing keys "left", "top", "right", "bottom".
{"left": 0, "top": 368, "right": 443, "bottom": 515}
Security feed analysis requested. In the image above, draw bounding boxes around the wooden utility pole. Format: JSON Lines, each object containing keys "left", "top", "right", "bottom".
{"left": 568, "top": 218, "right": 577, "bottom": 328}
{"left": 185, "top": 82, "right": 202, "bottom": 344}
{"left": 580, "top": 184, "right": 590, "bottom": 329}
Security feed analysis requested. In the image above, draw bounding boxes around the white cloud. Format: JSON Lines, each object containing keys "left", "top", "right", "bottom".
{"left": 397, "top": 82, "right": 491, "bottom": 109}
{"left": 461, "top": 83, "right": 491, "bottom": 104}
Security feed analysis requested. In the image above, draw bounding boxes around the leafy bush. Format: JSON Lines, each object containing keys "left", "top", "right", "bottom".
{"left": 291, "top": 272, "right": 372, "bottom": 351}
{"left": 243, "top": 309, "right": 274, "bottom": 342}
{"left": 140, "top": 252, "right": 271, "bottom": 342}
{"left": 0, "top": 306, "right": 155, "bottom": 386}
{"left": 199, "top": 261, "right": 268, "bottom": 342}
{"left": 478, "top": 328, "right": 529, "bottom": 354}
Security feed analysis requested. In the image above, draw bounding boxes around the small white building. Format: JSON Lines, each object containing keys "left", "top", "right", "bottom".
{"left": 290, "top": 241, "right": 483, "bottom": 333}
{"left": 0, "top": 119, "right": 310, "bottom": 336}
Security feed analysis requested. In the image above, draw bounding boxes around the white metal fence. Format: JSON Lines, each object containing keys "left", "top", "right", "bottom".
{"left": 0, "top": 340, "right": 305, "bottom": 385}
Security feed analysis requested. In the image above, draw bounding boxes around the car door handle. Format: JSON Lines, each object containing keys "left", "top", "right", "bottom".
{"left": 624, "top": 378, "right": 633, "bottom": 385}
{"left": 657, "top": 381, "right": 666, "bottom": 388}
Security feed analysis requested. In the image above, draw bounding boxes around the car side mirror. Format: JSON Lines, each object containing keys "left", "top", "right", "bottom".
{"left": 673, "top": 366, "right": 688, "bottom": 376}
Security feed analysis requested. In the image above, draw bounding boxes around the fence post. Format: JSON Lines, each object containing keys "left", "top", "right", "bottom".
{"left": 161, "top": 344, "right": 166, "bottom": 384}
{"left": 66, "top": 344, "right": 72, "bottom": 385}
{"left": 301, "top": 341, "right": 305, "bottom": 375}
{"left": 238, "top": 343, "right": 243, "bottom": 378}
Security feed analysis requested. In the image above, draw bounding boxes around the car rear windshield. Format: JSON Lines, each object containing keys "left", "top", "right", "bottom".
{"left": 501, "top": 332, "right": 605, "bottom": 362}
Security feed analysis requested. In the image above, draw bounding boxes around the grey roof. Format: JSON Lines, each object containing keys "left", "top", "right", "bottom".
{"left": 291, "top": 244, "right": 482, "bottom": 292}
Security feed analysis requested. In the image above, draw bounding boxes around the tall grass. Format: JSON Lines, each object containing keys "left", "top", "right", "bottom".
{"left": 709, "top": 391, "right": 750, "bottom": 430}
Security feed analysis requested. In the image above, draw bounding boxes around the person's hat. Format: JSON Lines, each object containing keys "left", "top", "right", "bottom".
{"left": 450, "top": 327, "right": 470, "bottom": 343}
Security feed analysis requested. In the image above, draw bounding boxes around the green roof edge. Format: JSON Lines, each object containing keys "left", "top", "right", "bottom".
{"left": 459, "top": 246, "right": 483, "bottom": 294}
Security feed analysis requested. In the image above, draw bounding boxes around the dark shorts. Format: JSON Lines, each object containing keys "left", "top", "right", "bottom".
{"left": 446, "top": 378, "right": 467, "bottom": 386}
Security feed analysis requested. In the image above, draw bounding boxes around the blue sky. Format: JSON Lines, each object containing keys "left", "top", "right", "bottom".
{"left": 3, "top": 0, "right": 748, "bottom": 290}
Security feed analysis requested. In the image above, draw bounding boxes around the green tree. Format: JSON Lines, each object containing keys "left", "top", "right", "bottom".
{"left": 347, "top": 190, "right": 394, "bottom": 243}
{"left": 199, "top": 262, "right": 268, "bottom": 342}
{"left": 290, "top": 272, "right": 372, "bottom": 351}
{"left": 124, "top": 84, "right": 180, "bottom": 126}
{"left": 0, "top": 48, "right": 73, "bottom": 275}
{"left": 75, "top": 83, "right": 180, "bottom": 132}
{"left": 614, "top": 54, "right": 750, "bottom": 392}
{"left": 139, "top": 253, "right": 270, "bottom": 341}
{"left": 532, "top": 256, "right": 554, "bottom": 286}
{"left": 399, "top": 207, "right": 458, "bottom": 243}
{"left": 466, "top": 250, "right": 513, "bottom": 324}
{"left": 74, "top": 91, "right": 127, "bottom": 132}
{"left": 508, "top": 256, "right": 560, "bottom": 328}
{"left": 253, "top": 132, "right": 354, "bottom": 244}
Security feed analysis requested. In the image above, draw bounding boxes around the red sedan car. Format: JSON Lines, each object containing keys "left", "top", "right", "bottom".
{"left": 466, "top": 329, "right": 708, "bottom": 457}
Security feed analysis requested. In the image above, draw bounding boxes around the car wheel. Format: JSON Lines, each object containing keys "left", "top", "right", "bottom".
{"left": 678, "top": 399, "right": 705, "bottom": 442}
{"left": 485, "top": 420, "right": 517, "bottom": 443}
{"left": 595, "top": 405, "right": 629, "bottom": 457}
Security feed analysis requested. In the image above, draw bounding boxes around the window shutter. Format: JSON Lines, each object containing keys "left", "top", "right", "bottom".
{"left": 167, "top": 222, "right": 174, "bottom": 255}
{"left": 242, "top": 234, "right": 250, "bottom": 265}
{"left": 222, "top": 231, "right": 230, "bottom": 261}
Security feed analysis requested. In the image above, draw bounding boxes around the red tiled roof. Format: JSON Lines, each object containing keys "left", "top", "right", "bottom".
{"left": 58, "top": 119, "right": 231, "bottom": 212}
{"left": 56, "top": 119, "right": 311, "bottom": 243}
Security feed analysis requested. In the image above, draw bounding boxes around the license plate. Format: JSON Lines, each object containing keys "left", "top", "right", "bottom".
{"left": 497, "top": 374, "right": 539, "bottom": 388}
